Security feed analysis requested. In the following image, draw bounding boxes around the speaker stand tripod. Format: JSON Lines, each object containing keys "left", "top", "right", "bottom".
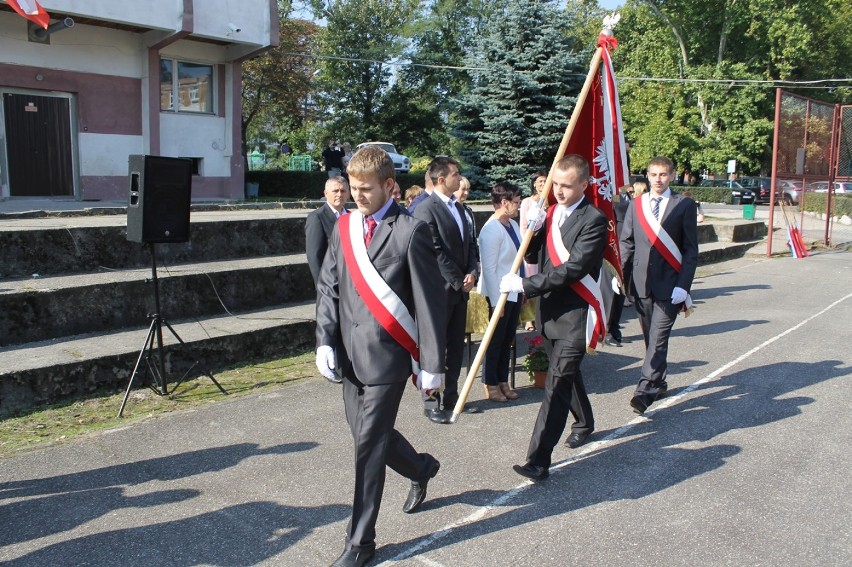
{"left": 118, "top": 243, "right": 227, "bottom": 417}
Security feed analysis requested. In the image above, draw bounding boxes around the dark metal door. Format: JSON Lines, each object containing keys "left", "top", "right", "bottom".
{"left": 3, "top": 93, "right": 74, "bottom": 196}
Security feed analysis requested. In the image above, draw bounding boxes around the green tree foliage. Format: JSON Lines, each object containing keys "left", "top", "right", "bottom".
{"left": 309, "top": 0, "right": 419, "bottom": 144}
{"left": 241, "top": 8, "right": 320, "bottom": 162}
{"left": 452, "top": 0, "right": 587, "bottom": 188}
{"left": 613, "top": 0, "right": 851, "bottom": 176}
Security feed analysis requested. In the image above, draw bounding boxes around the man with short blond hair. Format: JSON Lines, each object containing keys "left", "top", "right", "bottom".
{"left": 316, "top": 146, "right": 447, "bottom": 567}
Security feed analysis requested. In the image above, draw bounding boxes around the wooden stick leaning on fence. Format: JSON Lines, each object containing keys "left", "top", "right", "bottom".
{"left": 449, "top": 45, "right": 606, "bottom": 424}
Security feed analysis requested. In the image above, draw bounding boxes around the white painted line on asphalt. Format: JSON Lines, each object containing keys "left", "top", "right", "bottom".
{"left": 383, "top": 290, "right": 852, "bottom": 565}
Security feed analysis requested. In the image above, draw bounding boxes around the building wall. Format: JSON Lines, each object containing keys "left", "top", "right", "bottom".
{"left": 0, "top": 1, "right": 276, "bottom": 201}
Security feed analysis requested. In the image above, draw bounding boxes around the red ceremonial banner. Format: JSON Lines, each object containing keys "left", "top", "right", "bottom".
{"left": 560, "top": 34, "right": 628, "bottom": 284}
{"left": 7, "top": 0, "right": 50, "bottom": 29}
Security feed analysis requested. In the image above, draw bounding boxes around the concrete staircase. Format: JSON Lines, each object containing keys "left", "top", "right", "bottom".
{"left": 0, "top": 205, "right": 766, "bottom": 415}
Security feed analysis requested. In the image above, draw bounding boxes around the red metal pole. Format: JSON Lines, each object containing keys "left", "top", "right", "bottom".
{"left": 767, "top": 88, "right": 782, "bottom": 257}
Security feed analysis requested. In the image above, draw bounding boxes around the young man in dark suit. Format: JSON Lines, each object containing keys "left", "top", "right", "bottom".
{"left": 500, "top": 155, "right": 608, "bottom": 480}
{"left": 315, "top": 146, "right": 447, "bottom": 567}
{"left": 413, "top": 156, "right": 481, "bottom": 423}
{"left": 620, "top": 156, "right": 698, "bottom": 415}
{"left": 305, "top": 176, "right": 350, "bottom": 288}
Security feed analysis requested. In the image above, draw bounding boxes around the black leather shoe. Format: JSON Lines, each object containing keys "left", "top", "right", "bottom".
{"left": 565, "top": 430, "right": 592, "bottom": 449}
{"left": 325, "top": 373, "right": 343, "bottom": 384}
{"left": 424, "top": 408, "right": 451, "bottom": 424}
{"left": 630, "top": 395, "right": 648, "bottom": 415}
{"left": 512, "top": 463, "right": 549, "bottom": 481}
{"left": 604, "top": 337, "right": 622, "bottom": 347}
{"left": 403, "top": 458, "right": 440, "bottom": 513}
{"left": 331, "top": 548, "right": 374, "bottom": 567}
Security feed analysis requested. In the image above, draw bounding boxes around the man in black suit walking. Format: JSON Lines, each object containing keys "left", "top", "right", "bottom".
{"left": 316, "top": 147, "right": 447, "bottom": 566}
{"left": 620, "top": 156, "right": 698, "bottom": 415}
{"left": 413, "top": 156, "right": 480, "bottom": 423}
{"left": 305, "top": 176, "right": 350, "bottom": 288}
{"left": 500, "top": 155, "right": 608, "bottom": 480}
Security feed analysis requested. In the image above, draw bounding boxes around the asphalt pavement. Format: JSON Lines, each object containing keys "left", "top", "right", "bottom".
{"left": 1, "top": 244, "right": 850, "bottom": 566}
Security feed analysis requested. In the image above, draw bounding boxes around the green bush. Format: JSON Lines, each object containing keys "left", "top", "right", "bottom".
{"left": 671, "top": 185, "right": 733, "bottom": 204}
{"left": 800, "top": 192, "right": 852, "bottom": 217}
{"left": 245, "top": 171, "right": 428, "bottom": 199}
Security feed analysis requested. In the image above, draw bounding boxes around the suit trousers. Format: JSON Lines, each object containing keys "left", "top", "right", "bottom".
{"left": 482, "top": 299, "right": 521, "bottom": 386}
{"left": 342, "top": 378, "right": 433, "bottom": 551}
{"left": 526, "top": 337, "right": 593, "bottom": 468}
{"left": 441, "top": 296, "right": 468, "bottom": 408}
{"left": 633, "top": 295, "right": 680, "bottom": 403}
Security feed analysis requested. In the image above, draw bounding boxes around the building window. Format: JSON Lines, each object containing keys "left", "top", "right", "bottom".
{"left": 160, "top": 59, "right": 214, "bottom": 113}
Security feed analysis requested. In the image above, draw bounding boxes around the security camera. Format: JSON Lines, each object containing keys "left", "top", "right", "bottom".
{"left": 228, "top": 23, "right": 241, "bottom": 33}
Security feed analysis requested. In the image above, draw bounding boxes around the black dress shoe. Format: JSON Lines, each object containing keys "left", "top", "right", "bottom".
{"left": 403, "top": 458, "right": 440, "bottom": 513}
{"left": 604, "top": 337, "right": 622, "bottom": 347}
{"left": 331, "top": 548, "right": 374, "bottom": 567}
{"left": 512, "top": 463, "right": 549, "bottom": 481}
{"left": 630, "top": 395, "right": 648, "bottom": 415}
{"left": 424, "top": 408, "right": 451, "bottom": 424}
{"left": 565, "top": 430, "right": 592, "bottom": 449}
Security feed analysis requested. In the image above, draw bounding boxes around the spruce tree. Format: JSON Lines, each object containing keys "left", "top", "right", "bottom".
{"left": 452, "top": 0, "right": 587, "bottom": 190}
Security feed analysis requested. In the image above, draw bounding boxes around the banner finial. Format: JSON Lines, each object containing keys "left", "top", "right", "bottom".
{"left": 602, "top": 13, "right": 620, "bottom": 36}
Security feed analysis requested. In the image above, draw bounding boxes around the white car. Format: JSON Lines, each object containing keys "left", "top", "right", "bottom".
{"left": 355, "top": 142, "right": 411, "bottom": 173}
{"left": 810, "top": 181, "right": 852, "bottom": 194}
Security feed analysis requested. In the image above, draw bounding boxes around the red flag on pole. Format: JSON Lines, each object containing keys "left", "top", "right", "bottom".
{"left": 7, "top": 0, "right": 50, "bottom": 29}
{"left": 561, "top": 33, "right": 628, "bottom": 283}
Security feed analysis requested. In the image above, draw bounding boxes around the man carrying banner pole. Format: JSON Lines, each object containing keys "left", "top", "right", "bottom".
{"left": 450, "top": 16, "right": 628, "bottom": 425}
{"left": 315, "top": 146, "right": 447, "bottom": 567}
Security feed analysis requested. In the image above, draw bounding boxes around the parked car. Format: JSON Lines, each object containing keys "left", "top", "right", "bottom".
{"left": 809, "top": 181, "right": 852, "bottom": 194}
{"left": 355, "top": 142, "right": 411, "bottom": 173}
{"left": 697, "top": 179, "right": 756, "bottom": 204}
{"left": 739, "top": 176, "right": 800, "bottom": 205}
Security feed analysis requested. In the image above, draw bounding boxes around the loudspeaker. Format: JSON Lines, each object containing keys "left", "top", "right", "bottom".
{"left": 127, "top": 155, "right": 193, "bottom": 243}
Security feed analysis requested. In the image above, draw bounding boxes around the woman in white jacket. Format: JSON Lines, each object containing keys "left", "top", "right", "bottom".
{"left": 477, "top": 181, "right": 524, "bottom": 402}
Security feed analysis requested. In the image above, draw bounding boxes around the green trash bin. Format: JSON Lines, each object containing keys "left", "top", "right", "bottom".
{"left": 742, "top": 204, "right": 756, "bottom": 220}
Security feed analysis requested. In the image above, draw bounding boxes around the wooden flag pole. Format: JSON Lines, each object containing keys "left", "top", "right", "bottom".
{"left": 450, "top": 45, "right": 606, "bottom": 424}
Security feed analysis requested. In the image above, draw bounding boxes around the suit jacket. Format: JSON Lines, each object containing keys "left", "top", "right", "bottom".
{"left": 315, "top": 201, "right": 447, "bottom": 384}
{"left": 523, "top": 199, "right": 608, "bottom": 340}
{"left": 620, "top": 192, "right": 698, "bottom": 300}
{"left": 477, "top": 217, "right": 522, "bottom": 305}
{"left": 412, "top": 192, "right": 480, "bottom": 303}
{"left": 305, "top": 204, "right": 339, "bottom": 285}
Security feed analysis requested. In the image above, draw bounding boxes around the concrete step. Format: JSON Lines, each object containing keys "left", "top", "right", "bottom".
{"left": 0, "top": 254, "right": 314, "bottom": 347}
{"left": 0, "top": 302, "right": 316, "bottom": 415}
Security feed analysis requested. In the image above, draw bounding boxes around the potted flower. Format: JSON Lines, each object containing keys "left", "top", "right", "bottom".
{"left": 523, "top": 335, "right": 549, "bottom": 388}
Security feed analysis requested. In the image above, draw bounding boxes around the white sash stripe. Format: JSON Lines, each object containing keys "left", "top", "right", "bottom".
{"left": 639, "top": 194, "right": 682, "bottom": 265}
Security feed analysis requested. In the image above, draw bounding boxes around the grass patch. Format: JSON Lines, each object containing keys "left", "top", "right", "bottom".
{"left": 0, "top": 351, "right": 316, "bottom": 459}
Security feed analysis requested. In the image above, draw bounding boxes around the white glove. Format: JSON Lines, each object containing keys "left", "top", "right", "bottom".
{"left": 500, "top": 273, "right": 524, "bottom": 294}
{"left": 671, "top": 287, "right": 688, "bottom": 304}
{"left": 416, "top": 370, "right": 443, "bottom": 391}
{"left": 611, "top": 276, "right": 620, "bottom": 293}
{"left": 315, "top": 345, "right": 337, "bottom": 380}
{"left": 530, "top": 207, "right": 547, "bottom": 231}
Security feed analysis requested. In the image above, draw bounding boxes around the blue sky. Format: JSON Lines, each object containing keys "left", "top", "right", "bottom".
{"left": 598, "top": 0, "right": 624, "bottom": 10}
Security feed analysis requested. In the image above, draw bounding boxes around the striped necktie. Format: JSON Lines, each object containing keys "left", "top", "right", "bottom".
{"left": 651, "top": 197, "right": 662, "bottom": 220}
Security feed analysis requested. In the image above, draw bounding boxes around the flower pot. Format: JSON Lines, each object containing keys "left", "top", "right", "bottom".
{"left": 532, "top": 370, "right": 547, "bottom": 389}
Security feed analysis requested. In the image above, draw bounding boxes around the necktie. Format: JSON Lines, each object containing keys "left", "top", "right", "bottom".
{"left": 652, "top": 197, "right": 662, "bottom": 220}
{"left": 364, "top": 216, "right": 377, "bottom": 247}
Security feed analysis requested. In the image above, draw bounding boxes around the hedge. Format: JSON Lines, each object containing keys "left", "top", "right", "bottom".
{"left": 245, "top": 171, "right": 426, "bottom": 199}
{"left": 799, "top": 192, "right": 852, "bottom": 217}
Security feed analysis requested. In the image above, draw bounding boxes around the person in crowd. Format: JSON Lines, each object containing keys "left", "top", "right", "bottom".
{"left": 322, "top": 138, "right": 345, "bottom": 178}
{"left": 620, "top": 156, "right": 698, "bottom": 415}
{"left": 454, "top": 176, "right": 480, "bottom": 272}
{"left": 342, "top": 142, "right": 354, "bottom": 170}
{"left": 305, "top": 176, "right": 350, "bottom": 288}
{"left": 518, "top": 170, "right": 547, "bottom": 331}
{"left": 406, "top": 171, "right": 434, "bottom": 214}
{"left": 413, "top": 157, "right": 481, "bottom": 423}
{"left": 500, "top": 155, "right": 608, "bottom": 480}
{"left": 682, "top": 191, "right": 705, "bottom": 223}
{"left": 477, "top": 181, "right": 524, "bottom": 402}
{"left": 604, "top": 185, "right": 633, "bottom": 346}
{"left": 404, "top": 185, "right": 424, "bottom": 209}
{"left": 392, "top": 181, "right": 402, "bottom": 204}
{"left": 315, "top": 146, "right": 447, "bottom": 567}
{"left": 632, "top": 178, "right": 648, "bottom": 198}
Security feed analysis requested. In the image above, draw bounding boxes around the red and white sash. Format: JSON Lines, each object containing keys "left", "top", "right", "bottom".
{"left": 338, "top": 211, "right": 421, "bottom": 375}
{"left": 545, "top": 205, "right": 607, "bottom": 352}
{"left": 635, "top": 194, "right": 694, "bottom": 313}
